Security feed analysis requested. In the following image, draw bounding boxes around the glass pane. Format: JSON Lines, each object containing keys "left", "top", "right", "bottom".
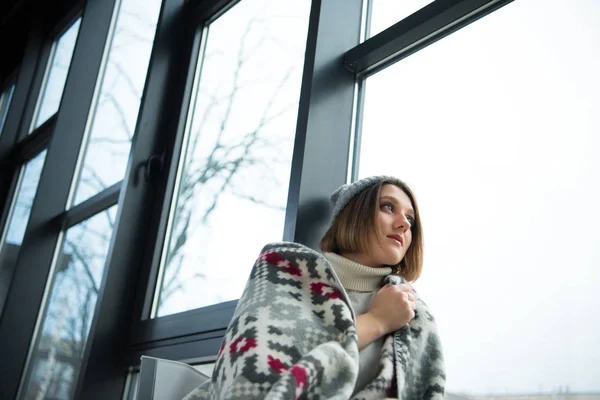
{"left": 360, "top": 0, "right": 599, "bottom": 396}
{"left": 20, "top": 206, "right": 118, "bottom": 400}
{"left": 0, "top": 83, "right": 16, "bottom": 135}
{"left": 71, "top": 0, "right": 161, "bottom": 205}
{"left": 154, "top": 0, "right": 310, "bottom": 317}
{"left": 32, "top": 18, "right": 81, "bottom": 131}
{"left": 0, "top": 151, "right": 46, "bottom": 312}
{"left": 368, "top": 0, "right": 435, "bottom": 39}
{"left": 3, "top": 150, "right": 47, "bottom": 246}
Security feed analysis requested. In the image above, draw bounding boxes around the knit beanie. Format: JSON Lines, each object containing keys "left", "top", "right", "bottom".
{"left": 330, "top": 175, "right": 406, "bottom": 222}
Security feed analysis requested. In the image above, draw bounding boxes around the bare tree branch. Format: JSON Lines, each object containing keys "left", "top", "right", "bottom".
{"left": 64, "top": 242, "right": 100, "bottom": 294}
{"left": 109, "top": 59, "right": 142, "bottom": 98}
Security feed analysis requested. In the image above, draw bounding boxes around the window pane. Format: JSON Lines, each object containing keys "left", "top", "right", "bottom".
{"left": 360, "top": 0, "right": 599, "bottom": 395}
{"left": 3, "top": 150, "right": 47, "bottom": 246}
{"left": 154, "top": 0, "right": 310, "bottom": 317}
{"left": 20, "top": 206, "right": 118, "bottom": 400}
{"left": 32, "top": 18, "right": 81, "bottom": 131}
{"left": 0, "top": 151, "right": 46, "bottom": 312}
{"left": 0, "top": 83, "right": 16, "bottom": 135}
{"left": 71, "top": 0, "right": 161, "bottom": 205}
{"left": 368, "top": 0, "right": 435, "bottom": 39}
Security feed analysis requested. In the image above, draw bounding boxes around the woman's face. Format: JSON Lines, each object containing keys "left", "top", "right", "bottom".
{"left": 364, "top": 184, "right": 415, "bottom": 268}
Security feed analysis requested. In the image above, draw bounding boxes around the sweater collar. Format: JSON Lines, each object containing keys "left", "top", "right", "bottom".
{"left": 323, "top": 252, "right": 392, "bottom": 292}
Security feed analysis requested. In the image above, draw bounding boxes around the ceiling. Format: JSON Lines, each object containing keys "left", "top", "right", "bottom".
{"left": 1, "top": 0, "right": 31, "bottom": 80}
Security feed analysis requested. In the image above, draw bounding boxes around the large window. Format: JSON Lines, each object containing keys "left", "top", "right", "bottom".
{"left": 358, "top": 0, "right": 599, "bottom": 395}
{"left": 153, "top": 0, "right": 311, "bottom": 317}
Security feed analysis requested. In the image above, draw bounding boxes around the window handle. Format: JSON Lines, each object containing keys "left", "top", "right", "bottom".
{"left": 144, "top": 151, "right": 165, "bottom": 182}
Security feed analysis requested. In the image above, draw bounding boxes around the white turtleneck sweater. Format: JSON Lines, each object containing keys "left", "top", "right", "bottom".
{"left": 323, "top": 252, "right": 392, "bottom": 394}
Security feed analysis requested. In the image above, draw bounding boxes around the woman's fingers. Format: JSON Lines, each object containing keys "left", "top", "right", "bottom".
{"left": 387, "top": 283, "right": 412, "bottom": 293}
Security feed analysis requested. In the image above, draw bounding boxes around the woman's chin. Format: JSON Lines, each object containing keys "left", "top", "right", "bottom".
{"left": 383, "top": 253, "right": 404, "bottom": 267}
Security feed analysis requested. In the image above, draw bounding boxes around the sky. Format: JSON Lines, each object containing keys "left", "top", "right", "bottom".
{"left": 1, "top": 0, "right": 599, "bottom": 397}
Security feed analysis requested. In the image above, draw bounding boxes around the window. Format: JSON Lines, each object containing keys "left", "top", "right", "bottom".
{"left": 71, "top": 0, "right": 162, "bottom": 205}
{"left": 0, "top": 82, "right": 16, "bottom": 136}
{"left": 20, "top": 206, "right": 118, "bottom": 400}
{"left": 358, "top": 0, "right": 599, "bottom": 395}
{"left": 153, "top": 0, "right": 311, "bottom": 317}
{"left": 31, "top": 18, "right": 81, "bottom": 131}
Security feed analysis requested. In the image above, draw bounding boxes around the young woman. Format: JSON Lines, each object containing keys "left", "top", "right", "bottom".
{"left": 185, "top": 176, "right": 445, "bottom": 400}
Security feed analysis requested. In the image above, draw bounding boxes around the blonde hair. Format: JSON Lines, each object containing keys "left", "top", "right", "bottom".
{"left": 320, "top": 179, "right": 423, "bottom": 282}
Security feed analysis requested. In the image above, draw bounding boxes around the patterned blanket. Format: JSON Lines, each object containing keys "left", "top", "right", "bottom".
{"left": 183, "top": 242, "right": 445, "bottom": 399}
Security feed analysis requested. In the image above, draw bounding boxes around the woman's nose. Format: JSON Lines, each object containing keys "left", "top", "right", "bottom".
{"left": 394, "top": 215, "right": 410, "bottom": 232}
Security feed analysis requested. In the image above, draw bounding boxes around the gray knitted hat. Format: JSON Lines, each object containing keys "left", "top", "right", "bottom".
{"left": 330, "top": 175, "right": 406, "bottom": 222}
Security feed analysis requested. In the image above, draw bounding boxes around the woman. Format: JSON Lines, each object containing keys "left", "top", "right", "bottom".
{"left": 185, "top": 176, "right": 445, "bottom": 400}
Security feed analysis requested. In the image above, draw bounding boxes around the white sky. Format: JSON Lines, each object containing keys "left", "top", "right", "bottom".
{"left": 369, "top": 0, "right": 435, "bottom": 38}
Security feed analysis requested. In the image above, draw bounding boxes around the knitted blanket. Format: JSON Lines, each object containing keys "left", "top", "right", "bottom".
{"left": 182, "top": 242, "right": 445, "bottom": 399}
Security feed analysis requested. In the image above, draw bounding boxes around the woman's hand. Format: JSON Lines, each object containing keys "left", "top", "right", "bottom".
{"left": 370, "top": 283, "right": 416, "bottom": 334}
{"left": 356, "top": 284, "right": 416, "bottom": 350}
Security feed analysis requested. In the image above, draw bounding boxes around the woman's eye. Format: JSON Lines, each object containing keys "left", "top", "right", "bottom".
{"left": 382, "top": 203, "right": 394, "bottom": 212}
{"left": 407, "top": 216, "right": 414, "bottom": 225}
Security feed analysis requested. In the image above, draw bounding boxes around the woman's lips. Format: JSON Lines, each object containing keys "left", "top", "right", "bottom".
{"left": 387, "top": 234, "right": 403, "bottom": 246}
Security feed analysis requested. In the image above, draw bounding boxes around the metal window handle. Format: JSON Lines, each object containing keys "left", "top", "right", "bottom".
{"left": 144, "top": 152, "right": 165, "bottom": 182}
